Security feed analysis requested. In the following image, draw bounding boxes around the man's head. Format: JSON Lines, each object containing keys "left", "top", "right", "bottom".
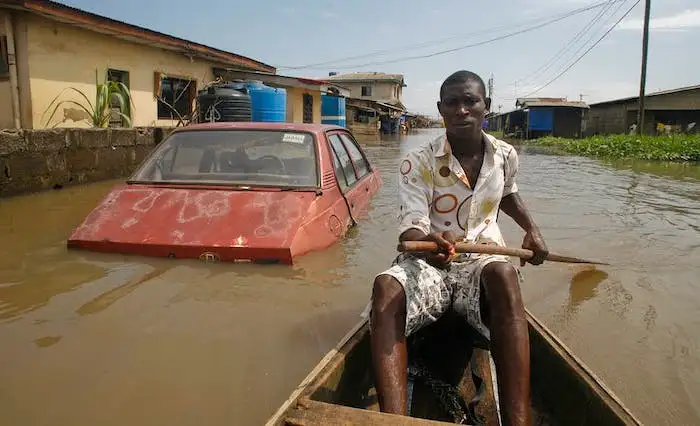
{"left": 437, "top": 70, "right": 491, "bottom": 140}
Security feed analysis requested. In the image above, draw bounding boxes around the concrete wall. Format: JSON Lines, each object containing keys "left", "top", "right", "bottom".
{"left": 339, "top": 81, "right": 402, "bottom": 104}
{"left": 16, "top": 12, "right": 235, "bottom": 129}
{"left": 285, "top": 87, "right": 321, "bottom": 123}
{"left": 0, "top": 127, "right": 174, "bottom": 197}
{"left": 348, "top": 122, "right": 379, "bottom": 138}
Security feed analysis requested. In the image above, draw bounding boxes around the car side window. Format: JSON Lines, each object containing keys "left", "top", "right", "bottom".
{"left": 339, "top": 133, "right": 369, "bottom": 179}
{"left": 328, "top": 134, "right": 357, "bottom": 188}
{"left": 330, "top": 140, "right": 348, "bottom": 191}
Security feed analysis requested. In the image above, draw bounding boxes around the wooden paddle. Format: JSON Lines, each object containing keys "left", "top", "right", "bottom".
{"left": 397, "top": 241, "right": 609, "bottom": 265}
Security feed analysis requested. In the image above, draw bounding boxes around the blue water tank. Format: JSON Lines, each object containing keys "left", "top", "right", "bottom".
{"left": 244, "top": 81, "right": 286, "bottom": 122}
{"left": 321, "top": 94, "right": 346, "bottom": 127}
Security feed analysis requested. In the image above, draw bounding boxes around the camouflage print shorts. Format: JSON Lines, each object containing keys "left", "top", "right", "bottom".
{"left": 366, "top": 252, "right": 521, "bottom": 341}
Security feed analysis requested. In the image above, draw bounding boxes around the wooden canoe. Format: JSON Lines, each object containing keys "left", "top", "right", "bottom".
{"left": 266, "top": 308, "right": 644, "bottom": 426}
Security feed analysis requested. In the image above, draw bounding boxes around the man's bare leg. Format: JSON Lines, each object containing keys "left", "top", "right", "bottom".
{"left": 482, "top": 262, "right": 531, "bottom": 426}
{"left": 370, "top": 274, "right": 408, "bottom": 414}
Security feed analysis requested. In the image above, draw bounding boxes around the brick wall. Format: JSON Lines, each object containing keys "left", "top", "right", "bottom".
{"left": 0, "top": 127, "right": 175, "bottom": 198}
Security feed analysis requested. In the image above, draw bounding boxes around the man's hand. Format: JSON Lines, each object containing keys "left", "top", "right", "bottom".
{"left": 521, "top": 231, "right": 548, "bottom": 266}
{"left": 423, "top": 231, "right": 457, "bottom": 269}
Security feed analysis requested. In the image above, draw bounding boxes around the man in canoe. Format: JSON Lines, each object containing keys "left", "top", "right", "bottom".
{"left": 369, "top": 70, "right": 549, "bottom": 426}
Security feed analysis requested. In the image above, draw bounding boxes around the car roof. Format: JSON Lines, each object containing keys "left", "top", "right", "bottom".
{"left": 173, "top": 122, "right": 347, "bottom": 134}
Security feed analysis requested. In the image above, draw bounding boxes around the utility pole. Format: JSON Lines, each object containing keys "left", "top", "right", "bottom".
{"left": 636, "top": 0, "right": 652, "bottom": 135}
{"left": 487, "top": 74, "right": 494, "bottom": 99}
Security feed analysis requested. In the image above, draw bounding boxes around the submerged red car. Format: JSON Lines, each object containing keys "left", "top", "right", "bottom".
{"left": 67, "top": 122, "right": 382, "bottom": 264}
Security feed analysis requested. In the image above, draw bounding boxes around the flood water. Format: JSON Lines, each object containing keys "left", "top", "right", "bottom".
{"left": 1, "top": 129, "right": 699, "bottom": 425}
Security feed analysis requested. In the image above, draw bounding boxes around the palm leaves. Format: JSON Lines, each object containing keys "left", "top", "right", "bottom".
{"left": 41, "top": 69, "right": 134, "bottom": 128}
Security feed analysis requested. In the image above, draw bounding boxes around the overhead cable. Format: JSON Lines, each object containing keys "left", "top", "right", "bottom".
{"left": 277, "top": 0, "right": 628, "bottom": 71}
{"left": 522, "top": 0, "right": 642, "bottom": 98}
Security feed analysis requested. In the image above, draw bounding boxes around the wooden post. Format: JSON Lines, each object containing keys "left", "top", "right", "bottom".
{"left": 636, "top": 0, "right": 652, "bottom": 135}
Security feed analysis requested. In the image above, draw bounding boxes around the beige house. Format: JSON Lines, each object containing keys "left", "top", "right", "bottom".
{"left": 325, "top": 72, "right": 407, "bottom": 111}
{"left": 0, "top": 0, "right": 276, "bottom": 129}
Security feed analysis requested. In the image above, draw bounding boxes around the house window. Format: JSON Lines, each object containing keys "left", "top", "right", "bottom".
{"left": 156, "top": 73, "right": 196, "bottom": 120}
{"left": 361, "top": 85, "right": 372, "bottom": 97}
{"left": 107, "top": 69, "right": 130, "bottom": 127}
{"left": 0, "top": 36, "right": 9, "bottom": 77}
{"left": 303, "top": 93, "right": 313, "bottom": 123}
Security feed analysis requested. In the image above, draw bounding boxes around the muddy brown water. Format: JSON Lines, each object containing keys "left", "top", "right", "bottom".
{"left": 1, "top": 129, "right": 699, "bottom": 426}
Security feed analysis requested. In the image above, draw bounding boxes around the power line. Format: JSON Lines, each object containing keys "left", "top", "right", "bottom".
{"left": 526, "top": 0, "right": 629, "bottom": 87}
{"left": 522, "top": 0, "right": 641, "bottom": 98}
{"left": 318, "top": 6, "right": 614, "bottom": 70}
{"left": 515, "top": 0, "right": 618, "bottom": 86}
{"left": 277, "top": 10, "right": 573, "bottom": 71}
{"left": 277, "top": 0, "right": 624, "bottom": 71}
{"left": 512, "top": 0, "right": 628, "bottom": 96}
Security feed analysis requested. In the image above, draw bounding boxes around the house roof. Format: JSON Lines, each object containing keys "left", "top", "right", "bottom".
{"left": 3, "top": 0, "right": 275, "bottom": 73}
{"left": 326, "top": 72, "right": 406, "bottom": 86}
{"left": 522, "top": 100, "right": 589, "bottom": 108}
{"left": 589, "top": 84, "right": 700, "bottom": 107}
{"left": 516, "top": 97, "right": 589, "bottom": 109}
{"left": 213, "top": 68, "right": 351, "bottom": 97}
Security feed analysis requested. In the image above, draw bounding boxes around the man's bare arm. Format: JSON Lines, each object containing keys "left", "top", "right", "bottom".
{"left": 500, "top": 192, "right": 549, "bottom": 265}
{"left": 499, "top": 192, "right": 540, "bottom": 235}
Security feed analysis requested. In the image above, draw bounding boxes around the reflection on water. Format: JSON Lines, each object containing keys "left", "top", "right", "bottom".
{"left": 0, "top": 260, "right": 107, "bottom": 320}
{"left": 569, "top": 267, "right": 608, "bottom": 309}
{"left": 0, "top": 129, "right": 699, "bottom": 425}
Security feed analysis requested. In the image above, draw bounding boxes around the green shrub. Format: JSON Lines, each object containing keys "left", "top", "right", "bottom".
{"left": 528, "top": 134, "right": 700, "bottom": 161}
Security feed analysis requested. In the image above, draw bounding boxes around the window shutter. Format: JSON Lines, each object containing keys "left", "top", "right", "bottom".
{"left": 153, "top": 71, "right": 163, "bottom": 98}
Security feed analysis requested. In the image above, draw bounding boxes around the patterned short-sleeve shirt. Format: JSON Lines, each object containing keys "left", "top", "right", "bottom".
{"left": 397, "top": 131, "right": 519, "bottom": 247}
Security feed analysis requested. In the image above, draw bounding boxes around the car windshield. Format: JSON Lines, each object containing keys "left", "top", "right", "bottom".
{"left": 129, "top": 129, "right": 319, "bottom": 187}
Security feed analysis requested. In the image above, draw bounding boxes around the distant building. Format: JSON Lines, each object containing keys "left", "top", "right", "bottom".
{"left": 488, "top": 98, "right": 589, "bottom": 139}
{"left": 325, "top": 72, "right": 407, "bottom": 135}
{"left": 587, "top": 85, "right": 700, "bottom": 135}
{"left": 0, "top": 0, "right": 275, "bottom": 129}
{"left": 325, "top": 72, "right": 407, "bottom": 111}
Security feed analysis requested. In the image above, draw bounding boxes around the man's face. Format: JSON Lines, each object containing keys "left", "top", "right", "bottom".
{"left": 437, "top": 80, "right": 490, "bottom": 139}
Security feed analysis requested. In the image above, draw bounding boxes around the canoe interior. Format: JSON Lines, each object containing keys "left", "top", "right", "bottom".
{"left": 272, "top": 309, "right": 642, "bottom": 426}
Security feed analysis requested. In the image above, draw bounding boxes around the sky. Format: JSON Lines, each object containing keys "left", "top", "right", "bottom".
{"left": 60, "top": 0, "right": 699, "bottom": 117}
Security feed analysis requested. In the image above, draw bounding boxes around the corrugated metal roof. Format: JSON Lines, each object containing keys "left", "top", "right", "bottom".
{"left": 215, "top": 69, "right": 350, "bottom": 96}
{"left": 522, "top": 101, "right": 589, "bottom": 108}
{"left": 516, "top": 97, "right": 588, "bottom": 109}
{"left": 589, "top": 84, "right": 700, "bottom": 106}
{"left": 326, "top": 72, "right": 405, "bottom": 85}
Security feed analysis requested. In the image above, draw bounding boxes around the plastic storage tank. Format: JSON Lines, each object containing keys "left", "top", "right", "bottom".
{"left": 244, "top": 81, "right": 287, "bottom": 122}
{"left": 321, "top": 94, "right": 346, "bottom": 127}
{"left": 197, "top": 84, "right": 252, "bottom": 123}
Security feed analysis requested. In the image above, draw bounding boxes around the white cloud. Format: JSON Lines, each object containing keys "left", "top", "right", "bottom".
{"left": 617, "top": 9, "right": 700, "bottom": 31}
